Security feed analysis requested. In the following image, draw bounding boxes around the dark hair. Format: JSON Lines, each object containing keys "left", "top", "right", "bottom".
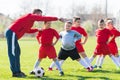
{"left": 99, "top": 19, "right": 104, "bottom": 23}
{"left": 73, "top": 17, "right": 81, "bottom": 22}
{"left": 33, "top": 9, "right": 42, "bottom": 14}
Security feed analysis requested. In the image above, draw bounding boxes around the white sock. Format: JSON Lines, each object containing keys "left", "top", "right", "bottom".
{"left": 89, "top": 56, "right": 94, "bottom": 63}
{"left": 84, "top": 57, "right": 91, "bottom": 66}
{"left": 49, "top": 62, "right": 55, "bottom": 68}
{"left": 79, "top": 59, "right": 89, "bottom": 68}
{"left": 59, "top": 60, "right": 64, "bottom": 67}
{"left": 34, "top": 60, "right": 40, "bottom": 69}
{"left": 118, "top": 55, "right": 120, "bottom": 63}
{"left": 110, "top": 55, "right": 120, "bottom": 67}
{"left": 54, "top": 60, "right": 62, "bottom": 72}
{"left": 99, "top": 56, "right": 104, "bottom": 66}
{"left": 95, "top": 56, "right": 101, "bottom": 66}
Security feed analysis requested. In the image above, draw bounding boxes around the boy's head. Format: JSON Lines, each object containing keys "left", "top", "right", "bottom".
{"left": 73, "top": 17, "right": 81, "bottom": 26}
{"left": 105, "top": 19, "right": 114, "bottom": 30}
{"left": 64, "top": 21, "right": 72, "bottom": 31}
{"left": 98, "top": 19, "right": 105, "bottom": 28}
{"left": 44, "top": 21, "right": 51, "bottom": 28}
{"left": 32, "top": 9, "right": 42, "bottom": 15}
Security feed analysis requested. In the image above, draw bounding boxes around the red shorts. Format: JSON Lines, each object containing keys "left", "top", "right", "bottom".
{"left": 108, "top": 42, "right": 118, "bottom": 56}
{"left": 76, "top": 43, "right": 85, "bottom": 53}
{"left": 38, "top": 45, "right": 57, "bottom": 59}
{"left": 94, "top": 43, "right": 111, "bottom": 55}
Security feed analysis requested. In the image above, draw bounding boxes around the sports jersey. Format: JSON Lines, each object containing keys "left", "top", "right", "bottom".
{"left": 36, "top": 28, "right": 59, "bottom": 59}
{"left": 9, "top": 13, "right": 58, "bottom": 39}
{"left": 59, "top": 30, "right": 81, "bottom": 50}
{"left": 108, "top": 28, "right": 120, "bottom": 55}
{"left": 71, "top": 26, "right": 87, "bottom": 52}
{"left": 94, "top": 28, "right": 112, "bottom": 55}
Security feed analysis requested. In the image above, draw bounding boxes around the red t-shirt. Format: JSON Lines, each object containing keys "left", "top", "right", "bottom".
{"left": 36, "top": 28, "right": 59, "bottom": 45}
{"left": 71, "top": 26, "right": 87, "bottom": 43}
{"left": 9, "top": 13, "right": 58, "bottom": 39}
{"left": 96, "top": 28, "right": 113, "bottom": 43}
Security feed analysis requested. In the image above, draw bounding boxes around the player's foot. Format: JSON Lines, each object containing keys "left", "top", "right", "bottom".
{"left": 56, "top": 68, "right": 58, "bottom": 70}
{"left": 48, "top": 67, "right": 53, "bottom": 71}
{"left": 98, "top": 66, "right": 102, "bottom": 69}
{"left": 86, "top": 67, "right": 93, "bottom": 72}
{"left": 90, "top": 66, "right": 94, "bottom": 71}
{"left": 59, "top": 71, "right": 64, "bottom": 76}
{"left": 93, "top": 65, "right": 97, "bottom": 68}
{"left": 12, "top": 72, "right": 26, "bottom": 78}
{"left": 30, "top": 71, "right": 35, "bottom": 75}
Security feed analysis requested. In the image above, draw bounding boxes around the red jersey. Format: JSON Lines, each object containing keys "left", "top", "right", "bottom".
{"left": 71, "top": 26, "right": 87, "bottom": 52}
{"left": 94, "top": 28, "right": 113, "bottom": 55}
{"left": 71, "top": 26, "right": 87, "bottom": 43}
{"left": 9, "top": 13, "right": 58, "bottom": 39}
{"left": 96, "top": 28, "right": 113, "bottom": 43}
{"left": 36, "top": 28, "right": 59, "bottom": 45}
{"left": 108, "top": 28, "right": 120, "bottom": 55}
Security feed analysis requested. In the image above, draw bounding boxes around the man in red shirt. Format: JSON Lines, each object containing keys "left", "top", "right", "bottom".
{"left": 71, "top": 17, "right": 93, "bottom": 69}
{"left": 5, "top": 9, "right": 63, "bottom": 77}
{"left": 30, "top": 21, "right": 64, "bottom": 76}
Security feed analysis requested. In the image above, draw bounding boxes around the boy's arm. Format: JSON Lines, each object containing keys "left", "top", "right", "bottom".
{"left": 107, "top": 35, "right": 114, "bottom": 44}
{"left": 81, "top": 36, "right": 88, "bottom": 45}
{"left": 36, "top": 31, "right": 42, "bottom": 44}
{"left": 52, "top": 39, "right": 59, "bottom": 46}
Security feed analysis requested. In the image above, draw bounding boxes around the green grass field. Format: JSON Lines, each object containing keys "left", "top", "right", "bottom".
{"left": 0, "top": 37, "right": 120, "bottom": 80}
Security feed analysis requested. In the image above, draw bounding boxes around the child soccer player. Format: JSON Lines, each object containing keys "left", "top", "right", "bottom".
{"left": 89, "top": 19, "right": 120, "bottom": 68}
{"left": 93, "top": 19, "right": 120, "bottom": 68}
{"left": 30, "top": 21, "right": 64, "bottom": 76}
{"left": 71, "top": 17, "right": 93, "bottom": 69}
{"left": 49, "top": 21, "right": 93, "bottom": 72}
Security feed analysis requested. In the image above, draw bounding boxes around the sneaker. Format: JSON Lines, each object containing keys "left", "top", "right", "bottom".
{"left": 48, "top": 67, "right": 53, "bottom": 71}
{"left": 98, "top": 66, "right": 102, "bottom": 69}
{"left": 12, "top": 72, "right": 26, "bottom": 78}
{"left": 90, "top": 66, "right": 94, "bottom": 71}
{"left": 86, "top": 67, "right": 93, "bottom": 72}
{"left": 59, "top": 71, "right": 64, "bottom": 76}
{"left": 30, "top": 71, "right": 35, "bottom": 75}
{"left": 93, "top": 65, "right": 97, "bottom": 68}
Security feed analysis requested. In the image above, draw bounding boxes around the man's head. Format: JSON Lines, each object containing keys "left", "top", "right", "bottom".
{"left": 32, "top": 9, "right": 42, "bottom": 15}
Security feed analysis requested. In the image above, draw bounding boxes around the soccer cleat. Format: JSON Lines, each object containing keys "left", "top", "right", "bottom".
{"left": 86, "top": 67, "right": 93, "bottom": 72}
{"left": 48, "top": 67, "right": 53, "bottom": 71}
{"left": 93, "top": 65, "right": 97, "bottom": 68}
{"left": 98, "top": 66, "right": 102, "bottom": 69}
{"left": 30, "top": 71, "right": 35, "bottom": 75}
{"left": 59, "top": 71, "right": 64, "bottom": 76}
{"left": 56, "top": 68, "right": 58, "bottom": 70}
{"left": 12, "top": 72, "right": 26, "bottom": 78}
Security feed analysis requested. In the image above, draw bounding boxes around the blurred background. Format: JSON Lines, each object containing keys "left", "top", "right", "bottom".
{"left": 0, "top": 0, "right": 120, "bottom": 38}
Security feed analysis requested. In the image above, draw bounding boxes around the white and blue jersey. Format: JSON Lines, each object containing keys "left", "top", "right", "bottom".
{"left": 59, "top": 30, "right": 82, "bottom": 50}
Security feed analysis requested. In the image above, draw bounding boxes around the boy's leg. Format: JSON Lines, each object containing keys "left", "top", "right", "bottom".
{"left": 109, "top": 54, "right": 120, "bottom": 68}
{"left": 53, "top": 58, "right": 64, "bottom": 76}
{"left": 80, "top": 52, "right": 92, "bottom": 67}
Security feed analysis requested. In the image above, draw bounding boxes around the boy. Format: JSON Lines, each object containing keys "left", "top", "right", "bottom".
{"left": 49, "top": 21, "right": 93, "bottom": 71}
{"left": 30, "top": 21, "right": 64, "bottom": 76}
{"left": 71, "top": 17, "right": 93, "bottom": 69}
{"left": 89, "top": 19, "right": 120, "bottom": 68}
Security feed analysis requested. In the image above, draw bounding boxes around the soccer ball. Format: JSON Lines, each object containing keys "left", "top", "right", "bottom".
{"left": 34, "top": 67, "right": 45, "bottom": 78}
